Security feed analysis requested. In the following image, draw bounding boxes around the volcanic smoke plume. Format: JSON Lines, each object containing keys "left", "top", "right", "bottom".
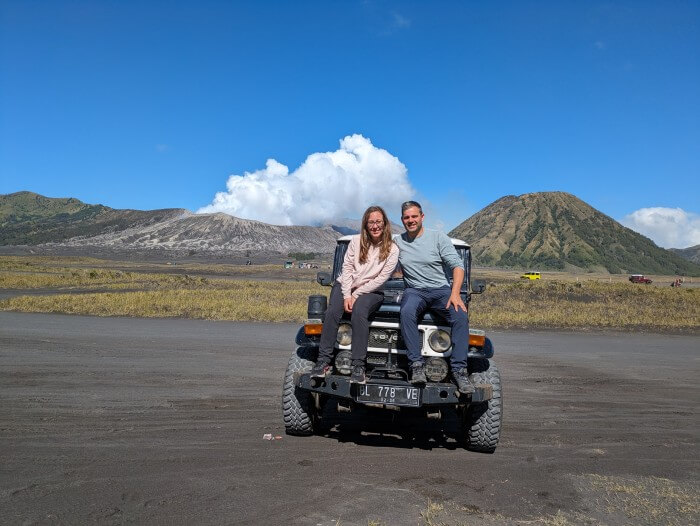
{"left": 198, "top": 134, "right": 416, "bottom": 225}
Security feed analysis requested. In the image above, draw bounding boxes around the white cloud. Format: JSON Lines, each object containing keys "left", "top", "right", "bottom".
{"left": 621, "top": 207, "right": 700, "bottom": 249}
{"left": 361, "top": 2, "right": 411, "bottom": 36}
{"left": 391, "top": 12, "right": 411, "bottom": 30}
{"left": 198, "top": 134, "right": 416, "bottom": 226}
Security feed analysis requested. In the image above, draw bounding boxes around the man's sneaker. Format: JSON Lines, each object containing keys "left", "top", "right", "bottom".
{"left": 310, "top": 361, "right": 332, "bottom": 378}
{"left": 350, "top": 364, "right": 366, "bottom": 384}
{"left": 454, "top": 367, "right": 475, "bottom": 394}
{"left": 410, "top": 362, "right": 427, "bottom": 384}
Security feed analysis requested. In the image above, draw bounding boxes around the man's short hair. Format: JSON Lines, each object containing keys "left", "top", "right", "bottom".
{"left": 401, "top": 200, "right": 423, "bottom": 214}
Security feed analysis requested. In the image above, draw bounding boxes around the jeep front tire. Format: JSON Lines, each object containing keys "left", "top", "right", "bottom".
{"left": 282, "top": 346, "right": 316, "bottom": 435}
{"left": 462, "top": 358, "right": 502, "bottom": 453}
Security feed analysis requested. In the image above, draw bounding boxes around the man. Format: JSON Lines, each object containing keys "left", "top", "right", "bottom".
{"left": 394, "top": 201, "right": 474, "bottom": 394}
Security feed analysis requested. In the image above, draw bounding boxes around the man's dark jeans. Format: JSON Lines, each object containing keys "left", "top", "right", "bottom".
{"left": 399, "top": 285, "right": 469, "bottom": 371}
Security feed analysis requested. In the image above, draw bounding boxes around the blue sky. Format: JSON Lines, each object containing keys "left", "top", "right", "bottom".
{"left": 1, "top": 1, "right": 698, "bottom": 247}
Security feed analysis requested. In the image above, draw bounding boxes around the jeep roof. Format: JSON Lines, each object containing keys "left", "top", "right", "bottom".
{"left": 336, "top": 235, "right": 470, "bottom": 249}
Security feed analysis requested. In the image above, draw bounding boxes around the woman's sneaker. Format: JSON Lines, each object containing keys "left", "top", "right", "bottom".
{"left": 350, "top": 364, "right": 366, "bottom": 384}
{"left": 310, "top": 361, "right": 332, "bottom": 378}
{"left": 410, "top": 362, "right": 427, "bottom": 384}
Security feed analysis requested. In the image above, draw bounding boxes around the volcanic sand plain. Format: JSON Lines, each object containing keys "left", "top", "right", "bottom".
{"left": 1, "top": 312, "right": 697, "bottom": 525}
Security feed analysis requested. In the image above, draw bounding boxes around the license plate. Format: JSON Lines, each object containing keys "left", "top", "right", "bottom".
{"left": 356, "top": 384, "right": 420, "bottom": 407}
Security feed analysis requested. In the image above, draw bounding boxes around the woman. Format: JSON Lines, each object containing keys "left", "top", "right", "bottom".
{"left": 311, "top": 205, "right": 399, "bottom": 384}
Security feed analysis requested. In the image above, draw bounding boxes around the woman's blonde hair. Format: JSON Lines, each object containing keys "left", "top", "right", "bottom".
{"left": 359, "top": 205, "right": 393, "bottom": 264}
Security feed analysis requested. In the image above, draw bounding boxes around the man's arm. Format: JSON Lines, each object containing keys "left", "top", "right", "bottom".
{"left": 436, "top": 232, "right": 466, "bottom": 312}
{"left": 446, "top": 266, "right": 467, "bottom": 312}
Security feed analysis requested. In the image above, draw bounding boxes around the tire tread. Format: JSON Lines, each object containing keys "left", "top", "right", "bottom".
{"left": 464, "top": 358, "right": 502, "bottom": 453}
{"left": 282, "top": 347, "right": 316, "bottom": 435}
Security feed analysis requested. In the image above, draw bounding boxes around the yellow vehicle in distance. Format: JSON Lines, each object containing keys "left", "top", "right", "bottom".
{"left": 520, "top": 271, "right": 541, "bottom": 280}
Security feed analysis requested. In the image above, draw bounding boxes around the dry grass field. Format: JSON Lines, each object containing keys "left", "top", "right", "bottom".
{"left": 474, "top": 266, "right": 696, "bottom": 287}
{"left": 471, "top": 279, "right": 698, "bottom": 332}
{"left": 1, "top": 256, "right": 698, "bottom": 332}
{"left": 0, "top": 255, "right": 322, "bottom": 280}
{"left": 415, "top": 473, "right": 700, "bottom": 525}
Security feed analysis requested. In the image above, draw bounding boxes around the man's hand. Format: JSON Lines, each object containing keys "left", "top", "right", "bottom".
{"left": 446, "top": 266, "right": 467, "bottom": 312}
{"left": 344, "top": 296, "right": 355, "bottom": 313}
{"left": 446, "top": 293, "right": 467, "bottom": 312}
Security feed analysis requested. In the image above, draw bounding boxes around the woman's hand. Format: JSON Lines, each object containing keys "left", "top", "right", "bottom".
{"left": 344, "top": 296, "right": 355, "bottom": 313}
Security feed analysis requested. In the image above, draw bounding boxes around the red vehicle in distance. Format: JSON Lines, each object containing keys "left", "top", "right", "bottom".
{"left": 629, "top": 274, "right": 653, "bottom": 284}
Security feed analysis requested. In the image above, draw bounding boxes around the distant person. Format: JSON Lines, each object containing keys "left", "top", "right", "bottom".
{"left": 311, "top": 206, "right": 399, "bottom": 384}
{"left": 394, "top": 201, "right": 474, "bottom": 394}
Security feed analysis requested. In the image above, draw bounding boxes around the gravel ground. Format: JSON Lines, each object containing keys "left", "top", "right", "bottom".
{"left": 1, "top": 312, "right": 698, "bottom": 525}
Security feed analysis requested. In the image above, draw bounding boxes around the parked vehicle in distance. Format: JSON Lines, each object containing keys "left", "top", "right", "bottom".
{"left": 629, "top": 274, "right": 653, "bottom": 284}
{"left": 520, "top": 271, "right": 541, "bottom": 280}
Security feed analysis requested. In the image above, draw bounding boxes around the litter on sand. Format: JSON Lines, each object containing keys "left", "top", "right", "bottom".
{"left": 262, "top": 434, "right": 283, "bottom": 440}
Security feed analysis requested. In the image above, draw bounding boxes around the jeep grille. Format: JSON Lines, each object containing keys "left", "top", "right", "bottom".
{"left": 367, "top": 328, "right": 422, "bottom": 350}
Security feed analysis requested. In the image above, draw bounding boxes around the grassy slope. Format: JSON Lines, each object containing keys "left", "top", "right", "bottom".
{"left": 0, "top": 191, "right": 98, "bottom": 220}
{"left": 0, "top": 191, "right": 185, "bottom": 245}
{"left": 450, "top": 192, "right": 700, "bottom": 276}
{"left": 670, "top": 244, "right": 700, "bottom": 264}
{"left": 0, "top": 191, "right": 110, "bottom": 244}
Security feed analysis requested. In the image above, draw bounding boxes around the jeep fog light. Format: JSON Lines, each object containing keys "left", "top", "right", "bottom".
{"left": 334, "top": 350, "right": 352, "bottom": 375}
{"left": 337, "top": 323, "right": 352, "bottom": 346}
{"left": 425, "top": 357, "right": 448, "bottom": 382}
{"left": 428, "top": 329, "right": 451, "bottom": 352}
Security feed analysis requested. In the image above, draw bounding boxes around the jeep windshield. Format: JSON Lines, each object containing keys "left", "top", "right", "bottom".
{"left": 331, "top": 236, "right": 472, "bottom": 294}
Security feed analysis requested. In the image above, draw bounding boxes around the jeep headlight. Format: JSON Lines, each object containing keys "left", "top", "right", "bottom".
{"left": 428, "top": 329, "right": 451, "bottom": 352}
{"left": 337, "top": 323, "right": 352, "bottom": 346}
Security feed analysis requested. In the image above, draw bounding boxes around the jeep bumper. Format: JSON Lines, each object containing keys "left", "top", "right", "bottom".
{"left": 295, "top": 373, "right": 492, "bottom": 408}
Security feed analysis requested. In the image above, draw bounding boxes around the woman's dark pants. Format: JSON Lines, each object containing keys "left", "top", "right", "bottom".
{"left": 317, "top": 282, "right": 384, "bottom": 365}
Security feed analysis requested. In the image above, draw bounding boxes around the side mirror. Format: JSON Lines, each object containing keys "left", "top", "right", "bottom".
{"left": 316, "top": 272, "right": 332, "bottom": 286}
{"left": 471, "top": 279, "right": 486, "bottom": 294}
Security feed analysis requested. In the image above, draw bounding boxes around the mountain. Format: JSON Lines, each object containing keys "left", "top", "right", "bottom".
{"left": 0, "top": 191, "right": 187, "bottom": 245}
{"left": 449, "top": 192, "right": 700, "bottom": 276}
{"left": 1, "top": 191, "right": 340, "bottom": 254}
{"left": 670, "top": 244, "right": 700, "bottom": 264}
{"left": 326, "top": 217, "right": 405, "bottom": 236}
{"left": 59, "top": 212, "right": 341, "bottom": 253}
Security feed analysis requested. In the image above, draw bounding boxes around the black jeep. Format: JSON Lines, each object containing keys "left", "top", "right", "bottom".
{"left": 282, "top": 236, "right": 502, "bottom": 452}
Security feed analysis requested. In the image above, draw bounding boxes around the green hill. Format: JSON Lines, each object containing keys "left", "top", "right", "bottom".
{"left": 0, "top": 190, "right": 108, "bottom": 219}
{"left": 670, "top": 244, "right": 700, "bottom": 264}
{"left": 0, "top": 191, "right": 185, "bottom": 245}
{"left": 449, "top": 192, "right": 700, "bottom": 276}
